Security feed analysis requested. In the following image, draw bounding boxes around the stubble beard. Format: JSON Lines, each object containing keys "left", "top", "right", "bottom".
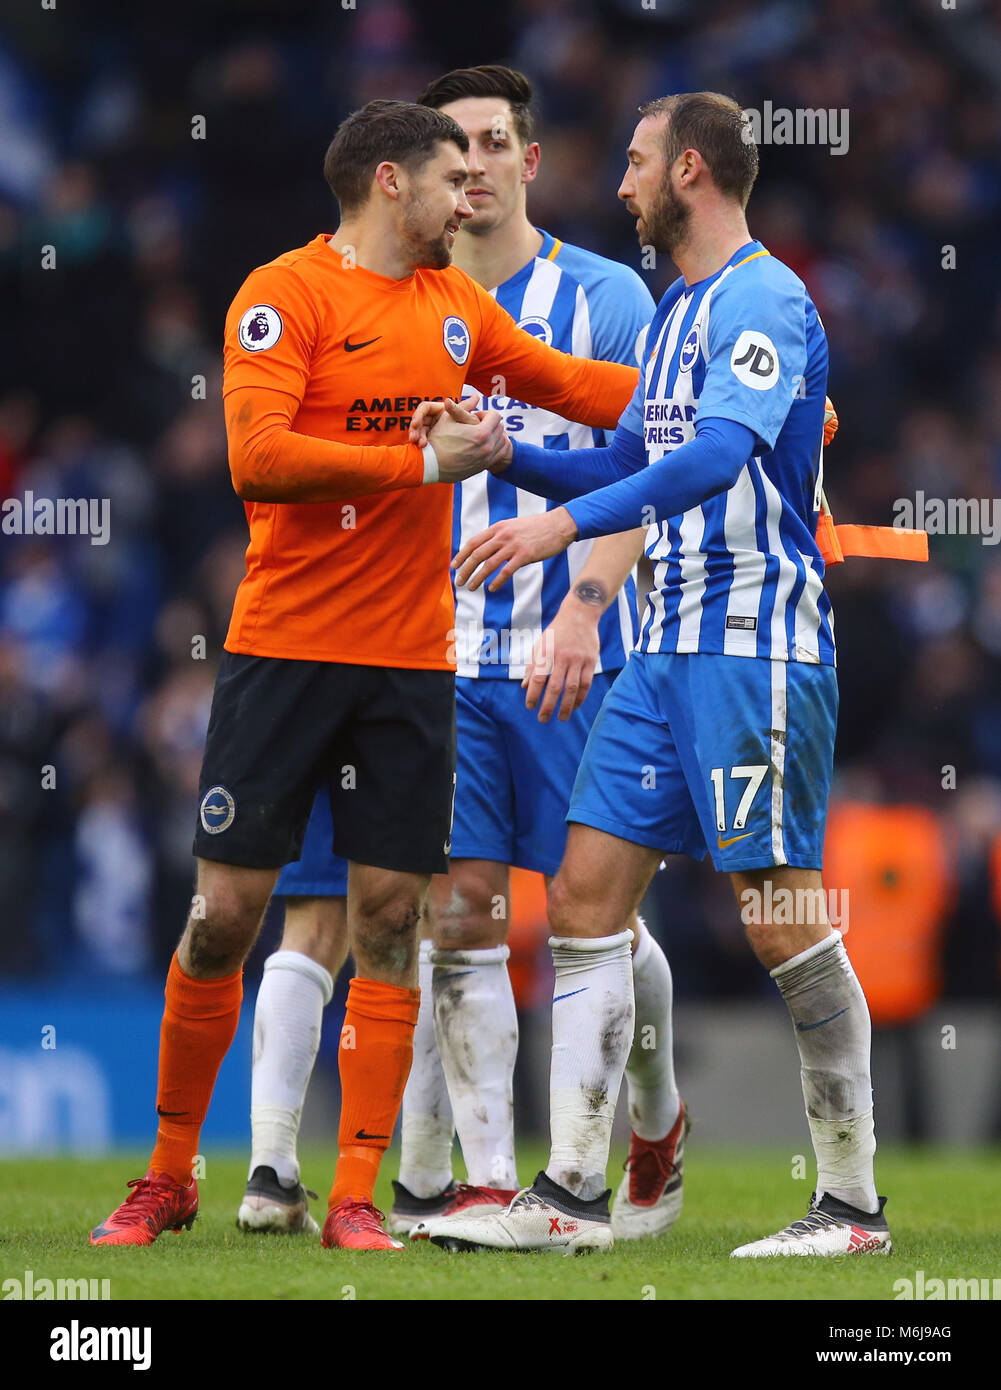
{"left": 401, "top": 196, "right": 453, "bottom": 270}
{"left": 640, "top": 180, "right": 692, "bottom": 258}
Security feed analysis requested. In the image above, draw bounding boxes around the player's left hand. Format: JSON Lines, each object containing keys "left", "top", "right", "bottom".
{"left": 523, "top": 601, "right": 599, "bottom": 723}
{"left": 453, "top": 508, "right": 579, "bottom": 591}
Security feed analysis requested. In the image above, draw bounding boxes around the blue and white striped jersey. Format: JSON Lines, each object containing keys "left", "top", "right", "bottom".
{"left": 453, "top": 229, "right": 655, "bottom": 679}
{"left": 622, "top": 241, "right": 835, "bottom": 666}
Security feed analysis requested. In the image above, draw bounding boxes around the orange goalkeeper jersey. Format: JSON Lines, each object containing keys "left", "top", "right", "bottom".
{"left": 222, "top": 233, "right": 637, "bottom": 669}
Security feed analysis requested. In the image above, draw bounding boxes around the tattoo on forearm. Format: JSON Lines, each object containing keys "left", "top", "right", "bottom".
{"left": 574, "top": 580, "right": 607, "bottom": 607}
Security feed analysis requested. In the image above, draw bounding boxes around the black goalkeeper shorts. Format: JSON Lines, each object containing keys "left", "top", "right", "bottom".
{"left": 193, "top": 652, "right": 456, "bottom": 876}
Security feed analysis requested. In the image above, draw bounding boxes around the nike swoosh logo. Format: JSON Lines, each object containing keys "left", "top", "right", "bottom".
{"left": 344, "top": 336, "right": 381, "bottom": 352}
{"left": 441, "top": 970, "right": 476, "bottom": 979}
{"left": 355, "top": 1128, "right": 389, "bottom": 1140}
{"left": 718, "top": 831, "right": 753, "bottom": 849}
{"left": 797, "top": 1007, "right": 849, "bottom": 1032}
{"left": 157, "top": 1107, "right": 187, "bottom": 1117}
{"left": 553, "top": 987, "right": 588, "bottom": 1003}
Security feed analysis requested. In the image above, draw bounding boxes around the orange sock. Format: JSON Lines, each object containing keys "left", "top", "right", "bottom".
{"left": 149, "top": 952, "right": 243, "bottom": 1185}
{"left": 329, "top": 976, "right": 420, "bottom": 1208}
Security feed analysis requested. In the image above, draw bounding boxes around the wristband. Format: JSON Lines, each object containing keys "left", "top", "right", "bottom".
{"left": 422, "top": 442, "right": 440, "bottom": 484}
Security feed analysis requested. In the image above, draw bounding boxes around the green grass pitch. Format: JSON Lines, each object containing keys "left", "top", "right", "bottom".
{"left": 2, "top": 1145, "right": 999, "bottom": 1301}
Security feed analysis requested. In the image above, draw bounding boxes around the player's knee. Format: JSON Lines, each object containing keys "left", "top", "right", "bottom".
{"left": 547, "top": 866, "right": 631, "bottom": 939}
{"left": 352, "top": 891, "right": 422, "bottom": 974}
{"left": 742, "top": 917, "right": 807, "bottom": 972}
{"left": 432, "top": 872, "right": 504, "bottom": 950}
{"left": 281, "top": 897, "right": 347, "bottom": 974}
{"left": 546, "top": 872, "right": 581, "bottom": 937}
{"left": 182, "top": 900, "right": 254, "bottom": 967}
{"left": 183, "top": 889, "right": 262, "bottom": 973}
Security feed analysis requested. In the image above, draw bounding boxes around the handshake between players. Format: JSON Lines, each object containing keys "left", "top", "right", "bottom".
{"left": 412, "top": 396, "right": 572, "bottom": 590}
{"left": 411, "top": 393, "right": 512, "bottom": 481}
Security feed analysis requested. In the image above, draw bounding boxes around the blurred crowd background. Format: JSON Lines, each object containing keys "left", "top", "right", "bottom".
{"left": 1, "top": 0, "right": 1000, "bottom": 1078}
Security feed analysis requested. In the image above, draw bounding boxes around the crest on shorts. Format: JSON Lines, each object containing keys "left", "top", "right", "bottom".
{"left": 200, "top": 785, "right": 236, "bottom": 834}
{"left": 443, "top": 316, "right": 471, "bottom": 365}
{"left": 238, "top": 304, "right": 283, "bottom": 352}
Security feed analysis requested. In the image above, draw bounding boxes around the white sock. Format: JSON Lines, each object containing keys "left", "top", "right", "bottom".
{"left": 626, "top": 917, "right": 681, "bottom": 1140}
{"left": 547, "top": 930, "right": 634, "bottom": 1201}
{"left": 249, "top": 950, "right": 333, "bottom": 1186}
{"left": 432, "top": 944, "right": 519, "bottom": 1189}
{"left": 771, "top": 932, "right": 878, "bottom": 1213}
{"left": 398, "top": 941, "right": 455, "bottom": 1198}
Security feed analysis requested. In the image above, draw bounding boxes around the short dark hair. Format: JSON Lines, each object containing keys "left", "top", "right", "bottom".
{"left": 323, "top": 99, "right": 469, "bottom": 214}
{"left": 639, "top": 92, "right": 758, "bottom": 207}
{"left": 418, "top": 65, "right": 535, "bottom": 147}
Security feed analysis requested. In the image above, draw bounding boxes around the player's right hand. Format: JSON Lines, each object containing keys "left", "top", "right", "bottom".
{"left": 425, "top": 397, "right": 511, "bottom": 482}
{"left": 410, "top": 395, "right": 488, "bottom": 446}
{"left": 409, "top": 398, "right": 449, "bottom": 446}
{"left": 523, "top": 601, "right": 600, "bottom": 723}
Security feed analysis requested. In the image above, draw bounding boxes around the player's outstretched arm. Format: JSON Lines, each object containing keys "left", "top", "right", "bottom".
{"left": 411, "top": 408, "right": 647, "bottom": 501}
{"left": 454, "top": 417, "right": 755, "bottom": 591}
{"left": 453, "top": 506, "right": 580, "bottom": 592}
{"left": 468, "top": 287, "right": 637, "bottom": 431}
{"left": 563, "top": 416, "right": 754, "bottom": 540}
{"left": 502, "top": 424, "right": 647, "bottom": 500}
{"left": 226, "top": 387, "right": 505, "bottom": 502}
{"left": 525, "top": 528, "right": 646, "bottom": 722}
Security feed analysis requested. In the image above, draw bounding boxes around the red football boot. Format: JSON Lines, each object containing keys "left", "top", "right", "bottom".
{"left": 611, "top": 1102, "right": 689, "bottom": 1240}
{"left": 321, "top": 1199, "right": 405, "bottom": 1251}
{"left": 90, "top": 1171, "right": 198, "bottom": 1247}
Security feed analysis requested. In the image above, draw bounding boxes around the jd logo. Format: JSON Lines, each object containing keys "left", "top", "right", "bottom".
{"left": 730, "top": 330, "right": 779, "bottom": 390}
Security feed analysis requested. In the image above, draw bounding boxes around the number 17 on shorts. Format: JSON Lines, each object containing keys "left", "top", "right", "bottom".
{"left": 566, "top": 651, "right": 838, "bottom": 873}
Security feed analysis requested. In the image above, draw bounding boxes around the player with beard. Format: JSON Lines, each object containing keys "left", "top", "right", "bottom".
{"left": 238, "top": 67, "right": 687, "bottom": 1247}
{"left": 89, "top": 99, "right": 638, "bottom": 1252}
{"left": 430, "top": 92, "right": 891, "bottom": 1256}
